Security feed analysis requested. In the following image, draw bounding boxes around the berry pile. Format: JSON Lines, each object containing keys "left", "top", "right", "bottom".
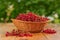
{"left": 6, "top": 29, "right": 32, "bottom": 37}
{"left": 16, "top": 12, "right": 49, "bottom": 22}
{"left": 43, "top": 29, "right": 56, "bottom": 34}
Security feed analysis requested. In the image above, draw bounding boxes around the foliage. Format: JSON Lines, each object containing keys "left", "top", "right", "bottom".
{"left": 0, "top": 0, "right": 60, "bottom": 23}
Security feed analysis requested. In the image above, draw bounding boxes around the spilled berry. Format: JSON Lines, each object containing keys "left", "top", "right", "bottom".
{"left": 43, "top": 29, "right": 56, "bottom": 34}
{"left": 5, "top": 29, "right": 32, "bottom": 37}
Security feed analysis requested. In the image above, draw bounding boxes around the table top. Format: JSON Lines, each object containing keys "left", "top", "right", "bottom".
{"left": 0, "top": 23, "right": 60, "bottom": 40}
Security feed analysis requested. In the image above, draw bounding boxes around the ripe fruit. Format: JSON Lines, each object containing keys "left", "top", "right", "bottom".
{"left": 43, "top": 29, "right": 56, "bottom": 34}
{"left": 19, "top": 33, "right": 25, "bottom": 37}
{"left": 6, "top": 32, "right": 12, "bottom": 36}
{"left": 5, "top": 29, "right": 32, "bottom": 37}
{"left": 16, "top": 12, "right": 49, "bottom": 22}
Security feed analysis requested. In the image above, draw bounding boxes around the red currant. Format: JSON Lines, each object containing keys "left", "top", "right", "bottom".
{"left": 16, "top": 12, "right": 49, "bottom": 22}
{"left": 5, "top": 29, "right": 33, "bottom": 37}
{"left": 43, "top": 29, "right": 56, "bottom": 34}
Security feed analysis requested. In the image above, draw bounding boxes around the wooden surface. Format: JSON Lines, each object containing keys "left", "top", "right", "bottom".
{"left": 0, "top": 23, "right": 60, "bottom": 40}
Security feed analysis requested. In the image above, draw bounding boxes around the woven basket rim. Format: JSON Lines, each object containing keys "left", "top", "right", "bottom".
{"left": 12, "top": 19, "right": 49, "bottom": 23}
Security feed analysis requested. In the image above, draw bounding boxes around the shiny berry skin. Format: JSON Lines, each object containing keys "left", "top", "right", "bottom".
{"left": 19, "top": 33, "right": 25, "bottom": 37}
{"left": 6, "top": 32, "right": 11, "bottom": 36}
{"left": 16, "top": 14, "right": 26, "bottom": 21}
{"left": 16, "top": 12, "right": 49, "bottom": 22}
{"left": 5, "top": 29, "right": 33, "bottom": 37}
{"left": 43, "top": 29, "right": 56, "bottom": 34}
{"left": 24, "top": 33, "right": 32, "bottom": 37}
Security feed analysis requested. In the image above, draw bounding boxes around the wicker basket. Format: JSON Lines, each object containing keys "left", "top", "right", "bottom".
{"left": 12, "top": 19, "right": 48, "bottom": 33}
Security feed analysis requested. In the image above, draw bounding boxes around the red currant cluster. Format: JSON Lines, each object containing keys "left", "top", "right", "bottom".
{"left": 6, "top": 29, "right": 32, "bottom": 37}
{"left": 16, "top": 12, "right": 49, "bottom": 22}
{"left": 43, "top": 29, "right": 56, "bottom": 34}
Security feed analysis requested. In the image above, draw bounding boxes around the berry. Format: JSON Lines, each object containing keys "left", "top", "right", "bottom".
{"left": 26, "top": 33, "right": 32, "bottom": 37}
{"left": 6, "top": 32, "right": 11, "bottom": 36}
{"left": 27, "top": 12, "right": 34, "bottom": 16}
{"left": 16, "top": 14, "right": 26, "bottom": 21}
{"left": 43, "top": 29, "right": 56, "bottom": 34}
{"left": 24, "top": 33, "right": 32, "bottom": 37}
{"left": 16, "top": 12, "right": 49, "bottom": 22}
{"left": 19, "top": 33, "right": 25, "bottom": 37}
{"left": 5, "top": 29, "right": 32, "bottom": 37}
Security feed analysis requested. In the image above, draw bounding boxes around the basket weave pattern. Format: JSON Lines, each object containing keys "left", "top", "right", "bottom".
{"left": 12, "top": 19, "right": 48, "bottom": 33}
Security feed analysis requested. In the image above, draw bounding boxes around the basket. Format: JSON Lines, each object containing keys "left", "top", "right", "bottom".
{"left": 12, "top": 19, "right": 48, "bottom": 33}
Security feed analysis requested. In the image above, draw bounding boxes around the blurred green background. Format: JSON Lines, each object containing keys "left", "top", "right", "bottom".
{"left": 0, "top": 0, "right": 60, "bottom": 23}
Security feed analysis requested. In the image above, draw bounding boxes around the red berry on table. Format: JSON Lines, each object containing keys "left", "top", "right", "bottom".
{"left": 5, "top": 29, "right": 33, "bottom": 37}
{"left": 11, "top": 29, "right": 17, "bottom": 36}
{"left": 24, "top": 33, "right": 32, "bottom": 37}
{"left": 27, "top": 33, "right": 32, "bottom": 37}
{"left": 6, "top": 32, "right": 11, "bottom": 36}
{"left": 19, "top": 33, "right": 25, "bottom": 37}
{"left": 24, "top": 33, "right": 28, "bottom": 36}
{"left": 6, "top": 32, "right": 9, "bottom": 36}
{"left": 43, "top": 29, "right": 56, "bottom": 34}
